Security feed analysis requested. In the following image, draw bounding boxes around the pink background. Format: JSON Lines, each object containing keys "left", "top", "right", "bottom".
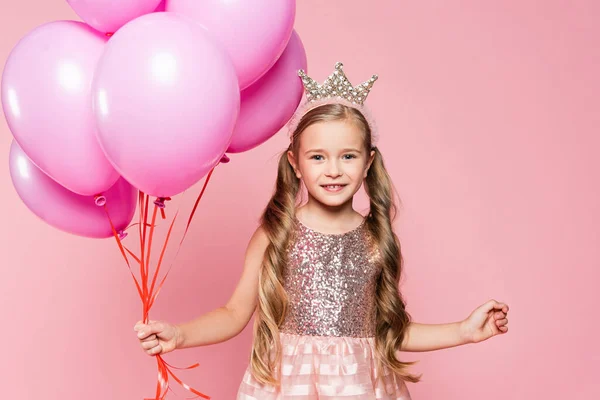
{"left": 1, "top": 1, "right": 598, "bottom": 399}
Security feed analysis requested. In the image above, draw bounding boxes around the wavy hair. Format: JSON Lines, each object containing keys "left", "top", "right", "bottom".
{"left": 250, "top": 103, "right": 422, "bottom": 387}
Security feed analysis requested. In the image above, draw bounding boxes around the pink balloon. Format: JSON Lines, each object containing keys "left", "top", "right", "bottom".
{"left": 167, "top": 0, "right": 296, "bottom": 90}
{"left": 92, "top": 13, "right": 240, "bottom": 197}
{"left": 227, "top": 30, "right": 307, "bottom": 154}
{"left": 9, "top": 141, "right": 137, "bottom": 239}
{"left": 67, "top": 0, "right": 162, "bottom": 33}
{"left": 1, "top": 20, "right": 120, "bottom": 196}
{"left": 154, "top": 0, "right": 166, "bottom": 12}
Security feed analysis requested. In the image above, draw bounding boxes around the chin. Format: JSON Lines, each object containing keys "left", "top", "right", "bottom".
{"left": 307, "top": 185, "right": 358, "bottom": 205}
{"left": 315, "top": 195, "right": 353, "bottom": 207}
{"left": 319, "top": 199, "right": 344, "bottom": 207}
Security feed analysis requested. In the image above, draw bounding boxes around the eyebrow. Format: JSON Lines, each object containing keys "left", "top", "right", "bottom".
{"left": 304, "top": 148, "right": 361, "bottom": 155}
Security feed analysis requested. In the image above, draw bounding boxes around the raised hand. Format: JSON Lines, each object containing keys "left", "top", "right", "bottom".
{"left": 460, "top": 299, "right": 509, "bottom": 344}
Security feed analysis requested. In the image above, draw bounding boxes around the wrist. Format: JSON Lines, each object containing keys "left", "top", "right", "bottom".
{"left": 174, "top": 324, "right": 185, "bottom": 349}
{"left": 459, "top": 320, "right": 473, "bottom": 344}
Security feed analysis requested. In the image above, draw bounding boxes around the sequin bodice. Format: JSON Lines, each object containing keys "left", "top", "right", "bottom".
{"left": 280, "top": 217, "right": 381, "bottom": 338}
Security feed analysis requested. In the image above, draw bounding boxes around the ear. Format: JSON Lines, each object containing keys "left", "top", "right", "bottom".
{"left": 364, "top": 149, "right": 375, "bottom": 178}
{"left": 287, "top": 150, "right": 302, "bottom": 179}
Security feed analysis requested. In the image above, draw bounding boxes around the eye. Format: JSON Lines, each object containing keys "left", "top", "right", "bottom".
{"left": 311, "top": 155, "right": 324, "bottom": 161}
{"left": 343, "top": 154, "right": 357, "bottom": 160}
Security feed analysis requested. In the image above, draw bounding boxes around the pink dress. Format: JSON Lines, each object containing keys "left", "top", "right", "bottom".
{"left": 237, "top": 217, "right": 412, "bottom": 399}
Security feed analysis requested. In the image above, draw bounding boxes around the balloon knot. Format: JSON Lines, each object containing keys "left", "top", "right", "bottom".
{"left": 220, "top": 154, "right": 230, "bottom": 164}
{"left": 118, "top": 230, "right": 128, "bottom": 240}
{"left": 153, "top": 197, "right": 171, "bottom": 209}
{"left": 94, "top": 194, "right": 106, "bottom": 207}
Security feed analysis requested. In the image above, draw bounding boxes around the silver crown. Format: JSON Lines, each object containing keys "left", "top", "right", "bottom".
{"left": 298, "top": 62, "right": 378, "bottom": 105}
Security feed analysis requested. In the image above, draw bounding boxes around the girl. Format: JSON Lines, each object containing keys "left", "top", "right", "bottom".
{"left": 133, "top": 62, "right": 510, "bottom": 399}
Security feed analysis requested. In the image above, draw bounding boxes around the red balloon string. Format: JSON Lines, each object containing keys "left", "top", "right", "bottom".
{"left": 125, "top": 222, "right": 158, "bottom": 231}
{"left": 102, "top": 165, "right": 219, "bottom": 399}
{"left": 102, "top": 205, "right": 143, "bottom": 301}
{"left": 124, "top": 245, "right": 141, "bottom": 264}
{"left": 140, "top": 194, "right": 150, "bottom": 318}
{"left": 148, "top": 167, "right": 215, "bottom": 310}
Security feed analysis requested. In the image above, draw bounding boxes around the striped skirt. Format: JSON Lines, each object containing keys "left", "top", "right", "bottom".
{"left": 237, "top": 332, "right": 412, "bottom": 399}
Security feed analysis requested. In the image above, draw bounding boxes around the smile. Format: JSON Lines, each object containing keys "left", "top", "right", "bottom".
{"left": 321, "top": 184, "right": 347, "bottom": 192}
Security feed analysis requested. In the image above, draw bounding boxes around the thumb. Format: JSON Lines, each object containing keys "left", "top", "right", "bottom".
{"left": 480, "top": 299, "right": 507, "bottom": 314}
{"left": 133, "top": 319, "right": 157, "bottom": 331}
{"left": 137, "top": 321, "right": 165, "bottom": 340}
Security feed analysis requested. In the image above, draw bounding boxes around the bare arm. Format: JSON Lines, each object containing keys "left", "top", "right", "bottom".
{"left": 175, "top": 225, "right": 269, "bottom": 349}
{"left": 399, "top": 300, "right": 510, "bottom": 352}
{"left": 399, "top": 321, "right": 471, "bottom": 352}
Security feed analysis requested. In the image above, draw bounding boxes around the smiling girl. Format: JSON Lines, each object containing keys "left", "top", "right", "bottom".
{"left": 134, "top": 62, "right": 510, "bottom": 399}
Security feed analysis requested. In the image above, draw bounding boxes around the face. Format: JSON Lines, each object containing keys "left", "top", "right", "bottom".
{"left": 288, "top": 119, "right": 375, "bottom": 209}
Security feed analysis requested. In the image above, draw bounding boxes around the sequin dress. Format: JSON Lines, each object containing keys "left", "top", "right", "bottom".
{"left": 237, "top": 216, "right": 412, "bottom": 399}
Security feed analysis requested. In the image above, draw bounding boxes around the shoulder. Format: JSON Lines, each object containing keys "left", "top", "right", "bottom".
{"left": 247, "top": 220, "right": 300, "bottom": 255}
{"left": 246, "top": 224, "right": 270, "bottom": 254}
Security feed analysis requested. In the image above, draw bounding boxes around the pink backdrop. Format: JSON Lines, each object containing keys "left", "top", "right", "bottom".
{"left": 1, "top": 1, "right": 598, "bottom": 399}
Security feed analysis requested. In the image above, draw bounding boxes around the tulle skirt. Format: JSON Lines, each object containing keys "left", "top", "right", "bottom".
{"left": 237, "top": 332, "right": 412, "bottom": 399}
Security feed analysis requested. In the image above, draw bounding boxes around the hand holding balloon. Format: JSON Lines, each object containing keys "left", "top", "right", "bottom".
{"left": 134, "top": 320, "right": 181, "bottom": 356}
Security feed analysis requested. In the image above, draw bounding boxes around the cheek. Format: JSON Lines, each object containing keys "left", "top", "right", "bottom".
{"left": 302, "top": 167, "right": 321, "bottom": 181}
{"left": 347, "top": 164, "right": 367, "bottom": 178}
{"left": 297, "top": 162, "right": 318, "bottom": 179}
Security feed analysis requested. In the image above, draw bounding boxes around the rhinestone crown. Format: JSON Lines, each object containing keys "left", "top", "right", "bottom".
{"left": 298, "top": 62, "right": 378, "bottom": 105}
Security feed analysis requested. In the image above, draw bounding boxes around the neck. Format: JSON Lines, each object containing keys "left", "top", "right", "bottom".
{"left": 298, "top": 198, "right": 360, "bottom": 228}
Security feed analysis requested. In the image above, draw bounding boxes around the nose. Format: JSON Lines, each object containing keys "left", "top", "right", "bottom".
{"left": 324, "top": 159, "right": 342, "bottom": 178}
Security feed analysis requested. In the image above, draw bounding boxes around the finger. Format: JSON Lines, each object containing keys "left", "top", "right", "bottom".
{"left": 482, "top": 299, "right": 499, "bottom": 313}
{"left": 495, "top": 311, "right": 506, "bottom": 319}
{"left": 141, "top": 334, "right": 158, "bottom": 343}
{"left": 147, "top": 344, "right": 163, "bottom": 356}
{"left": 498, "top": 326, "right": 508, "bottom": 333}
{"left": 484, "top": 300, "right": 509, "bottom": 314}
{"left": 135, "top": 320, "right": 159, "bottom": 332}
{"left": 137, "top": 329, "right": 151, "bottom": 340}
{"left": 133, "top": 321, "right": 146, "bottom": 331}
{"left": 496, "top": 318, "right": 508, "bottom": 327}
{"left": 141, "top": 339, "right": 159, "bottom": 350}
{"left": 141, "top": 338, "right": 158, "bottom": 349}
{"left": 137, "top": 322, "right": 164, "bottom": 340}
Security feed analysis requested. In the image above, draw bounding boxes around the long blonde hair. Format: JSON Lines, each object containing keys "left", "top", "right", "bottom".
{"left": 250, "top": 103, "right": 422, "bottom": 386}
